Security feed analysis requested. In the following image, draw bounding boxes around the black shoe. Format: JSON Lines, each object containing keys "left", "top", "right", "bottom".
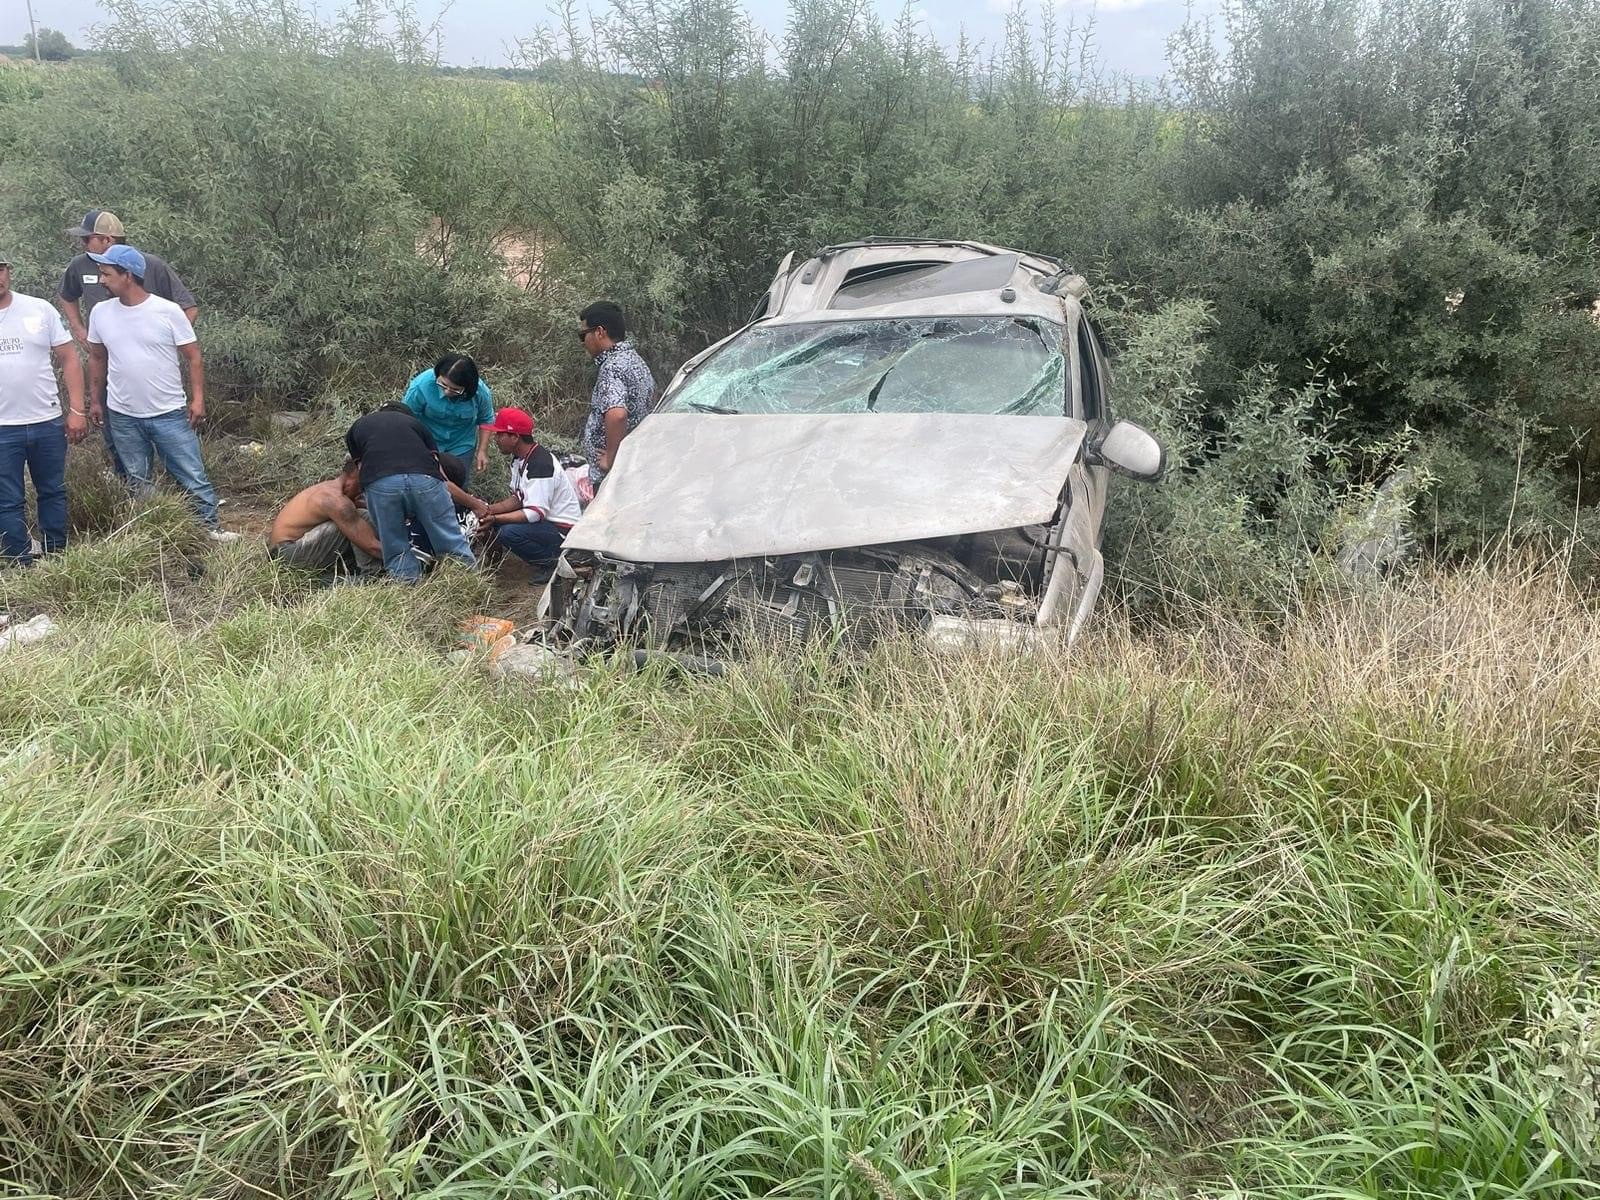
{"left": 528, "top": 561, "right": 556, "bottom": 585}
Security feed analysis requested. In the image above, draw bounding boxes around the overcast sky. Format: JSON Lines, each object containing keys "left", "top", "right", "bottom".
{"left": 15, "top": 0, "right": 1220, "bottom": 80}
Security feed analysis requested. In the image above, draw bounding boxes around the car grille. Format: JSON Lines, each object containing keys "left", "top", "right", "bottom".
{"left": 628, "top": 549, "right": 986, "bottom": 649}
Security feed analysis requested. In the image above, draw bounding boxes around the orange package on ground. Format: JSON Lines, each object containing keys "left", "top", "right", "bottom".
{"left": 459, "top": 616, "right": 516, "bottom": 661}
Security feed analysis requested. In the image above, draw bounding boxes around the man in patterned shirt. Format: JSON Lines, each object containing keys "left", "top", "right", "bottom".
{"left": 577, "top": 300, "right": 655, "bottom": 491}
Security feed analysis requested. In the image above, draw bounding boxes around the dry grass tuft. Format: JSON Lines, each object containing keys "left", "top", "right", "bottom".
{"left": 0, "top": 549, "right": 1596, "bottom": 1195}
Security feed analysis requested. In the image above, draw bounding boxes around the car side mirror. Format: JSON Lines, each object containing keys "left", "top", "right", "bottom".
{"left": 1088, "top": 419, "right": 1165, "bottom": 482}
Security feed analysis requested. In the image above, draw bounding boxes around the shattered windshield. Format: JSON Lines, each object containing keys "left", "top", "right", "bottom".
{"left": 663, "top": 317, "right": 1066, "bottom": 416}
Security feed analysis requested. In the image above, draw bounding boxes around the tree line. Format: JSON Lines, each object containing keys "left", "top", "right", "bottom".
{"left": 1, "top": 0, "right": 1596, "bottom": 602}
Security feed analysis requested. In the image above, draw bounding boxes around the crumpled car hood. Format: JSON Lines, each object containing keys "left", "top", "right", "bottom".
{"left": 564, "top": 412, "right": 1087, "bottom": 563}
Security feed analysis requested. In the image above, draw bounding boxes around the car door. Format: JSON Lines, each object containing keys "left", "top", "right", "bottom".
{"left": 1074, "top": 316, "right": 1113, "bottom": 541}
{"left": 1038, "top": 308, "right": 1107, "bottom": 633}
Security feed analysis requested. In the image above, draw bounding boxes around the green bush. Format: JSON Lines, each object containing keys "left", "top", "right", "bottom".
{"left": 0, "top": 0, "right": 557, "bottom": 411}
{"left": 3, "top": 0, "right": 1598, "bottom": 602}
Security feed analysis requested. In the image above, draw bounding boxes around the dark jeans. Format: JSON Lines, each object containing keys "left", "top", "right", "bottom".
{"left": 363, "top": 472, "right": 476, "bottom": 582}
{"left": 0, "top": 417, "right": 67, "bottom": 564}
{"left": 492, "top": 519, "right": 566, "bottom": 564}
{"left": 105, "top": 408, "right": 221, "bottom": 528}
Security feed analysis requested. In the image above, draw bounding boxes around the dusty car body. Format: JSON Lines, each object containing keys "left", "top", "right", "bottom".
{"left": 543, "top": 239, "right": 1165, "bottom": 657}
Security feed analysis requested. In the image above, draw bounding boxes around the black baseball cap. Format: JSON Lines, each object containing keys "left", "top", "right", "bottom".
{"left": 67, "top": 209, "right": 126, "bottom": 238}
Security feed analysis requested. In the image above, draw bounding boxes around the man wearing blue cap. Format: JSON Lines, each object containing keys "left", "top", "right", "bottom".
{"left": 58, "top": 210, "right": 197, "bottom": 345}
{"left": 85, "top": 245, "right": 237, "bottom": 541}
{"left": 58, "top": 209, "right": 197, "bottom": 479}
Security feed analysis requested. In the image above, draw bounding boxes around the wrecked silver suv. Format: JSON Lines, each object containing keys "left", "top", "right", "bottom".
{"left": 543, "top": 239, "right": 1164, "bottom": 657}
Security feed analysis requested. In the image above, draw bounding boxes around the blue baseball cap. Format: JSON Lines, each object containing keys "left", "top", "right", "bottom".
{"left": 89, "top": 244, "right": 146, "bottom": 279}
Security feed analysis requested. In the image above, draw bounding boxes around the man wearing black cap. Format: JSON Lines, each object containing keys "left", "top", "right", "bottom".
{"left": 58, "top": 210, "right": 197, "bottom": 348}
{"left": 57, "top": 209, "right": 197, "bottom": 479}
{"left": 0, "top": 253, "right": 87, "bottom": 564}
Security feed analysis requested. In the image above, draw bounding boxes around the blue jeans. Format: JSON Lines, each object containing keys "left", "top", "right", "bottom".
{"left": 106, "top": 408, "right": 220, "bottom": 528}
{"left": 102, "top": 419, "right": 129, "bottom": 479}
{"left": 408, "top": 509, "right": 469, "bottom": 558}
{"left": 363, "top": 473, "right": 476, "bottom": 582}
{"left": 494, "top": 519, "right": 565, "bottom": 564}
{"left": 0, "top": 418, "right": 68, "bottom": 564}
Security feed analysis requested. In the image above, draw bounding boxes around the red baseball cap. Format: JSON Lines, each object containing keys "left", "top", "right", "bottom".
{"left": 482, "top": 407, "right": 535, "bottom": 436}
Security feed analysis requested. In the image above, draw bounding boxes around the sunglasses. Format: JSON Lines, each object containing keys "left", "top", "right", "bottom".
{"left": 577, "top": 326, "right": 596, "bottom": 342}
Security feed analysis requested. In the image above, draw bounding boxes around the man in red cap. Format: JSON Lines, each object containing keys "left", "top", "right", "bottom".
{"left": 476, "top": 406, "right": 581, "bottom": 583}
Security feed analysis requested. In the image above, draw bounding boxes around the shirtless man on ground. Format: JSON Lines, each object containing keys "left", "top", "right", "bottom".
{"left": 268, "top": 457, "right": 383, "bottom": 575}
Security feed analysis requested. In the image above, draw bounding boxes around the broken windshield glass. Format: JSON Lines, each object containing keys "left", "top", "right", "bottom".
{"left": 662, "top": 317, "right": 1066, "bottom": 417}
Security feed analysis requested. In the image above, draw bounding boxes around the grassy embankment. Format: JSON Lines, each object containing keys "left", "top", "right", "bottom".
{"left": 0, "top": 504, "right": 1597, "bottom": 1197}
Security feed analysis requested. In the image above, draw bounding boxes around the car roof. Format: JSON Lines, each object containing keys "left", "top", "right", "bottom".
{"left": 762, "top": 239, "right": 1079, "bottom": 325}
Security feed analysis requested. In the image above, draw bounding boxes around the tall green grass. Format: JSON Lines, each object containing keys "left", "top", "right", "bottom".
{"left": 0, "top": 535, "right": 1596, "bottom": 1196}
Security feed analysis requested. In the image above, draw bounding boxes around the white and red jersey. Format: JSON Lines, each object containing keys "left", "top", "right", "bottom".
{"left": 510, "top": 445, "right": 583, "bottom": 529}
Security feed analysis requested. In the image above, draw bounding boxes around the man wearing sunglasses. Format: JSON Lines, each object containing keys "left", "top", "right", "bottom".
{"left": 576, "top": 300, "right": 655, "bottom": 493}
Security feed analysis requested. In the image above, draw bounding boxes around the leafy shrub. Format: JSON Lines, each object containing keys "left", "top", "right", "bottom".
{"left": 4, "top": 0, "right": 1598, "bottom": 602}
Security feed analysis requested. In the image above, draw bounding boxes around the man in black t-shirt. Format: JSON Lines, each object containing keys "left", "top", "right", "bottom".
{"left": 58, "top": 210, "right": 198, "bottom": 345}
{"left": 344, "top": 404, "right": 476, "bottom": 582}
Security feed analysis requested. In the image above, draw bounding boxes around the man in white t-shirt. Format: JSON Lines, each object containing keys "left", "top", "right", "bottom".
{"left": 58, "top": 208, "right": 200, "bottom": 482}
{"left": 0, "top": 256, "right": 88, "bottom": 563}
{"left": 85, "top": 245, "right": 236, "bottom": 541}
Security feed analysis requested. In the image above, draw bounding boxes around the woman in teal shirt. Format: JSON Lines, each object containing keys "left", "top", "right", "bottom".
{"left": 401, "top": 353, "right": 494, "bottom": 486}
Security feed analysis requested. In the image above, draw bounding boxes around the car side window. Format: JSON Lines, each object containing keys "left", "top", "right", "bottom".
{"left": 1075, "top": 320, "right": 1103, "bottom": 424}
{"left": 1088, "top": 322, "right": 1112, "bottom": 424}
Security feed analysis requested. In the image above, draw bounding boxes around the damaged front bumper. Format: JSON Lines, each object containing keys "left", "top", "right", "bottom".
{"left": 541, "top": 534, "right": 1069, "bottom": 661}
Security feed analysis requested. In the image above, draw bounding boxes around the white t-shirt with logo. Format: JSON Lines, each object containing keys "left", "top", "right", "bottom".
{"left": 0, "top": 293, "right": 73, "bottom": 425}
{"left": 511, "top": 445, "right": 583, "bottom": 528}
{"left": 87, "top": 294, "right": 196, "bottom": 417}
